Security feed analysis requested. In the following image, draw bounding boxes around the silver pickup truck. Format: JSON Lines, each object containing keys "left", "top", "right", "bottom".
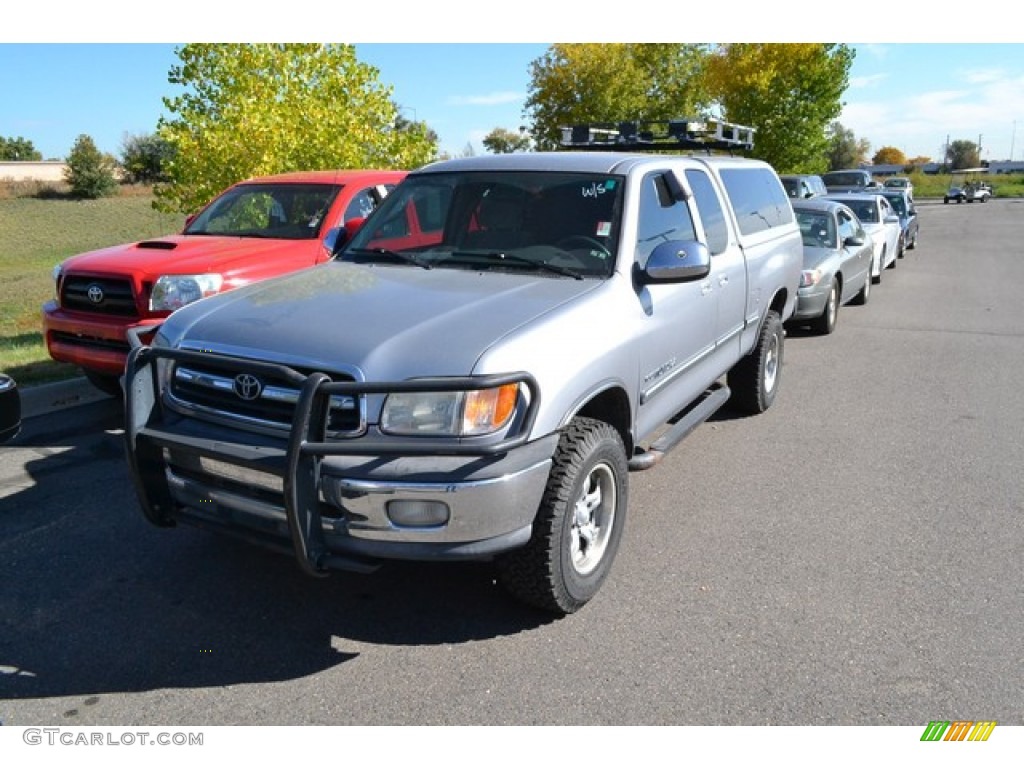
{"left": 125, "top": 124, "right": 802, "bottom": 615}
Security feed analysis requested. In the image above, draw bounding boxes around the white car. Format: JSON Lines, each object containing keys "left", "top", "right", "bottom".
{"left": 824, "top": 193, "right": 901, "bottom": 283}
{"left": 883, "top": 176, "right": 914, "bottom": 199}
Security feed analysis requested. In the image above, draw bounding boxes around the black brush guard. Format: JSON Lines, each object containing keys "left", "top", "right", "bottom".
{"left": 124, "top": 344, "right": 540, "bottom": 577}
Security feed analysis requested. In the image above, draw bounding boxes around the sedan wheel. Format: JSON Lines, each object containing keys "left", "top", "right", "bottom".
{"left": 811, "top": 278, "right": 839, "bottom": 335}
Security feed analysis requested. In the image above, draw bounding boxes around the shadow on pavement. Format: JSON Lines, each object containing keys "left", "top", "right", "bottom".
{"left": 0, "top": 400, "right": 553, "bottom": 701}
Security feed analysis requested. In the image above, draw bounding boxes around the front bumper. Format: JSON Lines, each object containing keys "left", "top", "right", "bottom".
{"left": 125, "top": 345, "right": 552, "bottom": 575}
{"left": 793, "top": 282, "right": 831, "bottom": 320}
{"left": 43, "top": 301, "right": 161, "bottom": 374}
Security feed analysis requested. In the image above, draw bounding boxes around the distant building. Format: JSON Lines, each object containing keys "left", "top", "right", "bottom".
{"left": 865, "top": 163, "right": 905, "bottom": 177}
{"left": 0, "top": 161, "right": 68, "bottom": 182}
{"left": 988, "top": 160, "right": 1024, "bottom": 174}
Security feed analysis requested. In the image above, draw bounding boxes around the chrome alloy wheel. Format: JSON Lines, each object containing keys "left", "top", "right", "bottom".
{"left": 763, "top": 329, "right": 780, "bottom": 394}
{"left": 570, "top": 462, "right": 617, "bottom": 575}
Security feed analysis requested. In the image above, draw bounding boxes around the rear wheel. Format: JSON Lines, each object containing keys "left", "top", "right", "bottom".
{"left": 497, "top": 417, "right": 628, "bottom": 615}
{"left": 727, "top": 310, "right": 783, "bottom": 414}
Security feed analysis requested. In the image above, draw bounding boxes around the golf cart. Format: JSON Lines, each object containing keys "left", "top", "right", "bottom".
{"left": 944, "top": 169, "right": 992, "bottom": 204}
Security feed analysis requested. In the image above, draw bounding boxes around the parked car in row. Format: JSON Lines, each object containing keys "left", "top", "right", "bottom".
{"left": 0, "top": 373, "right": 20, "bottom": 443}
{"left": 883, "top": 176, "right": 914, "bottom": 199}
{"left": 823, "top": 193, "right": 901, "bottom": 283}
{"left": 789, "top": 198, "right": 874, "bottom": 334}
{"left": 780, "top": 174, "right": 827, "bottom": 199}
{"left": 43, "top": 169, "right": 407, "bottom": 395}
{"left": 880, "top": 189, "right": 919, "bottom": 256}
{"left": 822, "top": 169, "right": 879, "bottom": 193}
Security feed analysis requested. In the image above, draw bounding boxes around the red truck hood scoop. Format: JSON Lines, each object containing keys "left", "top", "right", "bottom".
{"left": 136, "top": 240, "right": 179, "bottom": 250}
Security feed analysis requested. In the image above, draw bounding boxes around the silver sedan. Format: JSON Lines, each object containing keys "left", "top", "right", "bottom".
{"left": 789, "top": 199, "right": 875, "bottom": 335}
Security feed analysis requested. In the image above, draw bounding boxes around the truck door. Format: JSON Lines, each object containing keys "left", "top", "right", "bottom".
{"left": 685, "top": 168, "right": 746, "bottom": 360}
{"left": 632, "top": 170, "right": 719, "bottom": 439}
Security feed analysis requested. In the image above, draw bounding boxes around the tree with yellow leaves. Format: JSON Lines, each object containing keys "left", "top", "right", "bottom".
{"left": 155, "top": 44, "right": 437, "bottom": 214}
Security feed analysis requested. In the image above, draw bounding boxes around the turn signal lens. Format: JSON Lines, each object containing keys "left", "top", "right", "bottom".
{"left": 463, "top": 384, "right": 518, "bottom": 435}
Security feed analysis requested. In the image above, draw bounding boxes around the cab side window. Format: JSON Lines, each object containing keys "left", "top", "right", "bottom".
{"left": 685, "top": 169, "right": 729, "bottom": 255}
{"left": 343, "top": 188, "right": 382, "bottom": 222}
{"left": 635, "top": 172, "right": 696, "bottom": 267}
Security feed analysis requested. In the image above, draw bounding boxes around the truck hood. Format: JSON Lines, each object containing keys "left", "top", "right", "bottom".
{"left": 159, "top": 261, "right": 603, "bottom": 380}
{"left": 60, "top": 235, "right": 317, "bottom": 277}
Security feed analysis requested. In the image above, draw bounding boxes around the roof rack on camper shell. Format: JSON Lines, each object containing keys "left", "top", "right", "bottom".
{"left": 559, "top": 117, "right": 755, "bottom": 152}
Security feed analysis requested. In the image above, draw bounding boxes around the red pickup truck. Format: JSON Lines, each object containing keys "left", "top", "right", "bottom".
{"left": 43, "top": 169, "right": 407, "bottom": 394}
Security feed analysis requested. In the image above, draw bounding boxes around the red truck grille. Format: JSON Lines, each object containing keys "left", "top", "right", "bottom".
{"left": 61, "top": 276, "right": 138, "bottom": 317}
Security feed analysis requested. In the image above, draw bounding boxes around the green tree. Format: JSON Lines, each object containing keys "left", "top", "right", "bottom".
{"left": 946, "top": 139, "right": 981, "bottom": 170}
{"left": 482, "top": 127, "right": 532, "bottom": 154}
{"left": 0, "top": 135, "right": 43, "bottom": 160}
{"left": 827, "top": 121, "right": 870, "bottom": 170}
{"left": 524, "top": 44, "right": 711, "bottom": 150}
{"left": 872, "top": 146, "right": 907, "bottom": 166}
{"left": 64, "top": 134, "right": 119, "bottom": 199}
{"left": 705, "top": 44, "right": 855, "bottom": 173}
{"left": 155, "top": 44, "right": 438, "bottom": 214}
{"left": 121, "top": 132, "right": 175, "bottom": 184}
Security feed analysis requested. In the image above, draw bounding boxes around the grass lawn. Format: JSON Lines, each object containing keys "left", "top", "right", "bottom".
{"left": 0, "top": 190, "right": 183, "bottom": 387}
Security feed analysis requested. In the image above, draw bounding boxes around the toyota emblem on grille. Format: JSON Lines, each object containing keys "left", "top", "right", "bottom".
{"left": 233, "top": 373, "right": 263, "bottom": 401}
{"left": 86, "top": 284, "right": 105, "bottom": 304}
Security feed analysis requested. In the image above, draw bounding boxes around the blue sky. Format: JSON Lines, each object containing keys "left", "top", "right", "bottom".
{"left": 2, "top": 39, "right": 1022, "bottom": 164}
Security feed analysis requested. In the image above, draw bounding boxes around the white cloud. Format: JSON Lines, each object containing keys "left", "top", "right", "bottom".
{"left": 960, "top": 68, "right": 1006, "bottom": 84}
{"left": 841, "top": 71, "right": 1024, "bottom": 160}
{"left": 447, "top": 91, "right": 524, "bottom": 107}
{"left": 849, "top": 73, "right": 888, "bottom": 89}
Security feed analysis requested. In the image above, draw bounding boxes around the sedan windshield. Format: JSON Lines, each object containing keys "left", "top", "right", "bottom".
{"left": 341, "top": 170, "right": 624, "bottom": 278}
{"left": 185, "top": 183, "right": 341, "bottom": 239}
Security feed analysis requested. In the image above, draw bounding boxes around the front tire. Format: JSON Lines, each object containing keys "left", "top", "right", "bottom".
{"left": 810, "top": 278, "right": 839, "bottom": 335}
{"left": 84, "top": 370, "right": 123, "bottom": 398}
{"left": 728, "top": 310, "right": 784, "bottom": 414}
{"left": 497, "top": 418, "right": 628, "bottom": 615}
{"left": 851, "top": 267, "right": 871, "bottom": 306}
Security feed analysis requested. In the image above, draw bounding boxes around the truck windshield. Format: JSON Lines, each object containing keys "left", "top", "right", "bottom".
{"left": 341, "top": 171, "right": 624, "bottom": 278}
{"left": 185, "top": 183, "right": 341, "bottom": 240}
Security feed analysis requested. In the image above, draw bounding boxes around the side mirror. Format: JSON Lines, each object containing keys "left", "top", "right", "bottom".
{"left": 844, "top": 234, "right": 865, "bottom": 247}
{"left": 636, "top": 240, "right": 711, "bottom": 285}
{"left": 884, "top": 214, "right": 900, "bottom": 225}
{"left": 325, "top": 217, "right": 367, "bottom": 256}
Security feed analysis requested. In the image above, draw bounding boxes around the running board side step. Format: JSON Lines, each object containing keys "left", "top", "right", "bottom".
{"left": 627, "top": 383, "right": 731, "bottom": 471}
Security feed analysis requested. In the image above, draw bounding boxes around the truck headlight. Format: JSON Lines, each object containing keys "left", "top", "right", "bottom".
{"left": 381, "top": 384, "right": 519, "bottom": 437}
{"left": 52, "top": 264, "right": 63, "bottom": 298}
{"left": 150, "top": 274, "right": 223, "bottom": 312}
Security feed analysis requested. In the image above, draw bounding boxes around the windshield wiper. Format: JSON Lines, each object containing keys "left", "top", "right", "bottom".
{"left": 346, "top": 247, "right": 433, "bottom": 270}
{"left": 452, "top": 251, "right": 583, "bottom": 280}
